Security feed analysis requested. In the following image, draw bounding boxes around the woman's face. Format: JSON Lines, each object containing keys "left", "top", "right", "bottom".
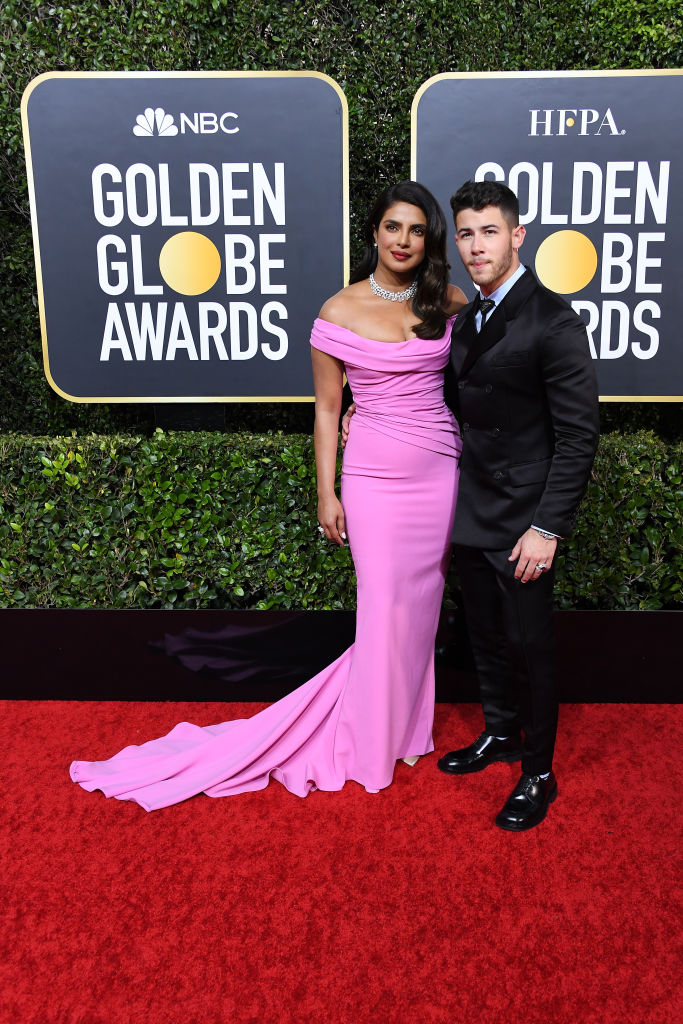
{"left": 373, "top": 202, "right": 427, "bottom": 277}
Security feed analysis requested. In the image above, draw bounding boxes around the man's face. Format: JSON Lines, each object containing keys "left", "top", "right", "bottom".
{"left": 454, "top": 205, "right": 525, "bottom": 296}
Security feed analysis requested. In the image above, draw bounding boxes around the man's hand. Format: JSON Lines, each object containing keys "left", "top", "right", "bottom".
{"left": 318, "top": 494, "right": 347, "bottom": 546}
{"left": 340, "top": 403, "right": 357, "bottom": 449}
{"left": 508, "top": 528, "right": 557, "bottom": 583}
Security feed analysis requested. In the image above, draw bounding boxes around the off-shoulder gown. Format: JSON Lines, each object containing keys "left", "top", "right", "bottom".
{"left": 70, "top": 318, "right": 461, "bottom": 809}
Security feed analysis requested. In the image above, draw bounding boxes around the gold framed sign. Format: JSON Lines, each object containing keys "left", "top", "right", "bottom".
{"left": 412, "top": 70, "right": 683, "bottom": 401}
{"left": 22, "top": 71, "right": 349, "bottom": 403}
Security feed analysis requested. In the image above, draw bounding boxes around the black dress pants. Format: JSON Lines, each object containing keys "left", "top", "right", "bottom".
{"left": 454, "top": 544, "right": 558, "bottom": 776}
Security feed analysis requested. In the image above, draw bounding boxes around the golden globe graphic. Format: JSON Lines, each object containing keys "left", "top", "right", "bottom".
{"left": 158, "top": 232, "right": 222, "bottom": 296}
{"left": 21, "top": 72, "right": 348, "bottom": 402}
{"left": 413, "top": 70, "right": 683, "bottom": 399}
{"left": 534, "top": 230, "right": 598, "bottom": 295}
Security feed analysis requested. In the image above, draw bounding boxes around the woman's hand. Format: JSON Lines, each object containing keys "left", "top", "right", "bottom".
{"left": 318, "top": 493, "right": 347, "bottom": 546}
{"left": 341, "top": 403, "right": 357, "bottom": 449}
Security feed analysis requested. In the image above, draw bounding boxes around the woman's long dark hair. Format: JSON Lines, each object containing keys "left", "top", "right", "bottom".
{"left": 349, "top": 181, "right": 450, "bottom": 339}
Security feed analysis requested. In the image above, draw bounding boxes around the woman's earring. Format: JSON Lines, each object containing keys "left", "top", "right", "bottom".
{"left": 373, "top": 242, "right": 377, "bottom": 248}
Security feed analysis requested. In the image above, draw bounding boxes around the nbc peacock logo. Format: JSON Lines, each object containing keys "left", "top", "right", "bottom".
{"left": 132, "top": 107, "right": 178, "bottom": 137}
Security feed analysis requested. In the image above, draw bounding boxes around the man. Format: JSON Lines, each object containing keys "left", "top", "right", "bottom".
{"left": 438, "top": 179, "right": 599, "bottom": 830}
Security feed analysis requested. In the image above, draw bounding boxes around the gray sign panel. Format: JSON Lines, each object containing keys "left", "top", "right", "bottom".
{"left": 413, "top": 71, "right": 683, "bottom": 400}
{"left": 22, "top": 72, "right": 348, "bottom": 401}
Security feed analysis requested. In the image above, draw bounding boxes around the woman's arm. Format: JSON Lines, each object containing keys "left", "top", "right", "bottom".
{"left": 312, "top": 347, "right": 346, "bottom": 546}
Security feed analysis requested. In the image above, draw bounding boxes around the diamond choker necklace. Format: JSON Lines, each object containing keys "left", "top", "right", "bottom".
{"left": 369, "top": 273, "right": 417, "bottom": 303}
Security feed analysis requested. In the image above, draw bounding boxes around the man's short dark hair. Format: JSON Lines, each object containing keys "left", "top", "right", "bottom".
{"left": 450, "top": 180, "right": 520, "bottom": 227}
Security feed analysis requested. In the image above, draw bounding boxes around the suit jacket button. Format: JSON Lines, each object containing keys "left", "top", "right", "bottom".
{"left": 484, "top": 384, "right": 493, "bottom": 393}
{"left": 491, "top": 427, "right": 501, "bottom": 437}
{"left": 493, "top": 470, "right": 504, "bottom": 481}
{"left": 458, "top": 381, "right": 466, "bottom": 390}
{"left": 462, "top": 422, "right": 470, "bottom": 431}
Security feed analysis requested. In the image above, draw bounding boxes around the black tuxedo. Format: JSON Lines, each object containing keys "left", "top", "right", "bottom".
{"left": 446, "top": 268, "right": 599, "bottom": 774}
{"left": 447, "top": 267, "right": 599, "bottom": 548}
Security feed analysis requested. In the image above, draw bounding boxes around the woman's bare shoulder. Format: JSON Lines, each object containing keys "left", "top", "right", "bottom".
{"left": 444, "top": 283, "right": 469, "bottom": 315}
{"left": 319, "top": 281, "right": 368, "bottom": 327}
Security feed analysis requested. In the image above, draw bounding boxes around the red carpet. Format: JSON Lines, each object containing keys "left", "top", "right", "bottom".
{"left": 1, "top": 701, "right": 681, "bottom": 1024}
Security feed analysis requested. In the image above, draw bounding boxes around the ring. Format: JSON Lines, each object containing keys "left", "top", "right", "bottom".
{"left": 535, "top": 563, "right": 547, "bottom": 572}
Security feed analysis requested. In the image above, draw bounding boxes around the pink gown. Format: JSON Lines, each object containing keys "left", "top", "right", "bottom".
{"left": 69, "top": 317, "right": 461, "bottom": 810}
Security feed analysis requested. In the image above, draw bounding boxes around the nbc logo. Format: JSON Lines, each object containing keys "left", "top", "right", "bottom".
{"left": 133, "top": 107, "right": 178, "bottom": 137}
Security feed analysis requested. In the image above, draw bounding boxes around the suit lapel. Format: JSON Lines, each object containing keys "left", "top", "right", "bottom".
{"left": 456, "top": 268, "right": 537, "bottom": 379}
{"left": 459, "top": 305, "right": 506, "bottom": 379}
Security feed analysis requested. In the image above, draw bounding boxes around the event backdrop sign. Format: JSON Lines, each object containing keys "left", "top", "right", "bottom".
{"left": 412, "top": 70, "right": 683, "bottom": 400}
{"left": 22, "top": 72, "right": 348, "bottom": 402}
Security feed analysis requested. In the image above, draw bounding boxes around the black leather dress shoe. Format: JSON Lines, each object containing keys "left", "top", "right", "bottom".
{"left": 437, "top": 731, "right": 523, "bottom": 775}
{"left": 495, "top": 771, "right": 558, "bottom": 831}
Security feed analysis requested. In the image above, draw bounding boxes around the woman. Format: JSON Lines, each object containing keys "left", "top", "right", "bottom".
{"left": 70, "top": 182, "right": 466, "bottom": 809}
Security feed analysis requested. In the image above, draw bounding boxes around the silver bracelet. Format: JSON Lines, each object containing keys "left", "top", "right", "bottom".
{"left": 531, "top": 526, "right": 557, "bottom": 541}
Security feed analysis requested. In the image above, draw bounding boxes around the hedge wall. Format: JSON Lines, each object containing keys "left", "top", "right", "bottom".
{"left": 1, "top": 3, "right": 681, "bottom": 612}
{"left": 1, "top": 430, "right": 681, "bottom": 611}
{"left": 1, "top": 0, "right": 682, "bottom": 437}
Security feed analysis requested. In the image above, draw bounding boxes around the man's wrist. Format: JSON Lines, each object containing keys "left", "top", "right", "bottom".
{"left": 530, "top": 525, "right": 561, "bottom": 541}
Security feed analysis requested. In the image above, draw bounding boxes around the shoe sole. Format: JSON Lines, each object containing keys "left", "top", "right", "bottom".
{"left": 437, "top": 750, "right": 523, "bottom": 775}
{"left": 494, "top": 786, "right": 558, "bottom": 832}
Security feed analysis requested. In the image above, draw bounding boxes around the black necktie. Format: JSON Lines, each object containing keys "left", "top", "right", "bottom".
{"left": 475, "top": 295, "right": 495, "bottom": 329}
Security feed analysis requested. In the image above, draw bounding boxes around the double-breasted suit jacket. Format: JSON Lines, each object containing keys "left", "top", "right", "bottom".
{"left": 446, "top": 268, "right": 600, "bottom": 550}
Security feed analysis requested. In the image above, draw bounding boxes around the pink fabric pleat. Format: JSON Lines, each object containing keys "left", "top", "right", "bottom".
{"left": 70, "top": 317, "right": 460, "bottom": 809}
